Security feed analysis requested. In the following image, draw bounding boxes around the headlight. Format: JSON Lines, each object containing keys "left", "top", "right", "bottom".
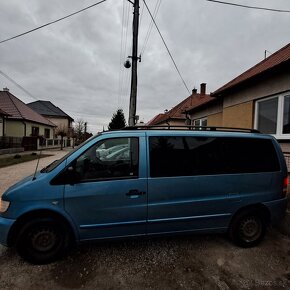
{"left": 0, "top": 199, "right": 10, "bottom": 213}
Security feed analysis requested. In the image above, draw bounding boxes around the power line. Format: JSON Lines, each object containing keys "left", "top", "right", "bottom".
{"left": 143, "top": 0, "right": 190, "bottom": 95}
{"left": 140, "top": 0, "right": 162, "bottom": 56}
{"left": 118, "top": 0, "right": 126, "bottom": 107}
{"left": 206, "top": 0, "right": 290, "bottom": 13}
{"left": 0, "top": 0, "right": 108, "bottom": 44}
{"left": 0, "top": 69, "right": 99, "bottom": 120}
{"left": 0, "top": 70, "right": 38, "bottom": 101}
{"left": 120, "top": 1, "right": 131, "bottom": 102}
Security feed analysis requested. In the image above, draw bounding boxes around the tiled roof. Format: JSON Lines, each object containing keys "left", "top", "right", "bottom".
{"left": 146, "top": 113, "right": 165, "bottom": 125}
{"left": 0, "top": 108, "right": 10, "bottom": 116}
{"left": 27, "top": 100, "right": 74, "bottom": 121}
{"left": 213, "top": 42, "right": 290, "bottom": 96}
{"left": 148, "top": 93, "right": 213, "bottom": 125}
{"left": 0, "top": 90, "right": 56, "bottom": 127}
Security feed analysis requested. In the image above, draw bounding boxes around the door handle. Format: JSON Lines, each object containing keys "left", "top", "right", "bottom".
{"left": 126, "top": 189, "right": 146, "bottom": 196}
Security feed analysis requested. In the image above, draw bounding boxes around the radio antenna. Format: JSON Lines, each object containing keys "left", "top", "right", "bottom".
{"left": 32, "top": 139, "right": 43, "bottom": 180}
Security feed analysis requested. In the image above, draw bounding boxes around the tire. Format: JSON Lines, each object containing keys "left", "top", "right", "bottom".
{"left": 15, "top": 217, "right": 70, "bottom": 264}
{"left": 229, "top": 209, "right": 266, "bottom": 248}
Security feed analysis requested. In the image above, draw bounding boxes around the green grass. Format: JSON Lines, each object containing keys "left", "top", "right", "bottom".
{"left": 0, "top": 154, "right": 53, "bottom": 168}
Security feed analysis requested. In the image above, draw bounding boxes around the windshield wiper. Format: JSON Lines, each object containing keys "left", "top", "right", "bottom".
{"left": 40, "top": 160, "right": 58, "bottom": 173}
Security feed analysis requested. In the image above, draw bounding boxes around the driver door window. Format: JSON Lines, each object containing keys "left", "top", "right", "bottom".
{"left": 75, "top": 137, "right": 139, "bottom": 181}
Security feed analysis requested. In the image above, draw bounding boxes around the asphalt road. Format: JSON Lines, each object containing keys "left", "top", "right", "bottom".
{"left": 0, "top": 150, "right": 289, "bottom": 289}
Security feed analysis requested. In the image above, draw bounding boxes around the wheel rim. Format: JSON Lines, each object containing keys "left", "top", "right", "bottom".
{"left": 239, "top": 216, "right": 262, "bottom": 243}
{"left": 30, "top": 227, "right": 59, "bottom": 252}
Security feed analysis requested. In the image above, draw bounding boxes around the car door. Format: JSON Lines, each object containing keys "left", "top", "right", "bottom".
{"left": 64, "top": 134, "right": 147, "bottom": 241}
{"left": 146, "top": 134, "right": 233, "bottom": 235}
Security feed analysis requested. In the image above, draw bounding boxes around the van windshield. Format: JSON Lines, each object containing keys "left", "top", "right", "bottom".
{"left": 40, "top": 134, "right": 100, "bottom": 173}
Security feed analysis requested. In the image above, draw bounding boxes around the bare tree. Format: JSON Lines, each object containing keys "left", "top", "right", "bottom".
{"left": 55, "top": 125, "right": 68, "bottom": 150}
{"left": 73, "top": 119, "right": 86, "bottom": 145}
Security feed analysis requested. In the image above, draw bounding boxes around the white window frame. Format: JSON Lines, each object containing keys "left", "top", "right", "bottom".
{"left": 192, "top": 117, "right": 207, "bottom": 127}
{"left": 254, "top": 91, "right": 290, "bottom": 139}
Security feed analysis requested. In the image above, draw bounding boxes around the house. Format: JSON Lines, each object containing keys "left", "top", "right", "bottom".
{"left": 0, "top": 108, "right": 10, "bottom": 137}
{"left": 185, "top": 43, "right": 290, "bottom": 152}
{"left": 27, "top": 100, "right": 74, "bottom": 137}
{"left": 147, "top": 83, "right": 213, "bottom": 126}
{"left": 0, "top": 88, "right": 56, "bottom": 138}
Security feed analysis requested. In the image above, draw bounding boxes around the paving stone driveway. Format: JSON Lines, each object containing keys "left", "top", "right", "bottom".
{"left": 0, "top": 149, "right": 69, "bottom": 195}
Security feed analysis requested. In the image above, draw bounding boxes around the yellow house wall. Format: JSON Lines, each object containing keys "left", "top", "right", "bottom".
{"left": 46, "top": 117, "right": 70, "bottom": 130}
{"left": 207, "top": 112, "right": 223, "bottom": 127}
{"left": 156, "top": 119, "right": 185, "bottom": 126}
{"left": 5, "top": 120, "right": 53, "bottom": 138}
{"left": 222, "top": 101, "right": 254, "bottom": 129}
{"left": 5, "top": 120, "right": 25, "bottom": 137}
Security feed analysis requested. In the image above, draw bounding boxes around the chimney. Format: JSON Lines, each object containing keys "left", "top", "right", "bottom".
{"left": 192, "top": 88, "right": 197, "bottom": 95}
{"left": 3, "top": 87, "right": 9, "bottom": 92}
{"left": 200, "top": 83, "right": 206, "bottom": 95}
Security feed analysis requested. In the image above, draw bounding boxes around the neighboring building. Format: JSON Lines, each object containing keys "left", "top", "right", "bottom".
{"left": 0, "top": 108, "right": 10, "bottom": 137}
{"left": 186, "top": 43, "right": 290, "bottom": 151}
{"left": 0, "top": 88, "right": 56, "bottom": 138}
{"left": 27, "top": 100, "right": 74, "bottom": 137}
{"left": 147, "top": 83, "right": 213, "bottom": 126}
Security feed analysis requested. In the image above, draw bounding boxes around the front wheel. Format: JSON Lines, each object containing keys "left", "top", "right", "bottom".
{"left": 229, "top": 210, "right": 266, "bottom": 247}
{"left": 16, "top": 217, "right": 70, "bottom": 264}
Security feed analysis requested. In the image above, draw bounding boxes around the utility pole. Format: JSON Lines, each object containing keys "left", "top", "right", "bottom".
{"left": 128, "top": 0, "right": 140, "bottom": 127}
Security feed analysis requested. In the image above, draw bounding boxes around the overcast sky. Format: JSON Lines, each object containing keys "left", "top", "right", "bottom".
{"left": 0, "top": 0, "right": 290, "bottom": 133}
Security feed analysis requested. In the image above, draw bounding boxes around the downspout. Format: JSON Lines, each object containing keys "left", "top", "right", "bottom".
{"left": 2, "top": 117, "right": 5, "bottom": 136}
{"left": 22, "top": 121, "right": 27, "bottom": 136}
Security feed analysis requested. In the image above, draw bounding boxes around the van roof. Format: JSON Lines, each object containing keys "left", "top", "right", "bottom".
{"left": 105, "top": 125, "right": 259, "bottom": 134}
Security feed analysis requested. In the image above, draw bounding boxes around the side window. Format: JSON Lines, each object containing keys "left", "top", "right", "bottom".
{"left": 75, "top": 137, "right": 139, "bottom": 181}
{"left": 149, "top": 136, "right": 280, "bottom": 178}
{"left": 149, "top": 136, "right": 188, "bottom": 177}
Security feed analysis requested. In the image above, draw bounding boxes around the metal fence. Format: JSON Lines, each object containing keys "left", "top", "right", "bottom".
{"left": 0, "top": 136, "right": 23, "bottom": 149}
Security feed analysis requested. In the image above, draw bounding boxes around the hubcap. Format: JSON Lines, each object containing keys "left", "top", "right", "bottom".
{"left": 31, "top": 228, "right": 58, "bottom": 252}
{"left": 239, "top": 217, "right": 262, "bottom": 242}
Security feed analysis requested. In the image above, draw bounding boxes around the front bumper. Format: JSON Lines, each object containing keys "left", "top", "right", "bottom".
{"left": 263, "top": 198, "right": 288, "bottom": 224}
{"left": 0, "top": 216, "right": 16, "bottom": 247}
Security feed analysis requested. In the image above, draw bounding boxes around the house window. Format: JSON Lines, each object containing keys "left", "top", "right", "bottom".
{"left": 193, "top": 117, "right": 207, "bottom": 128}
{"left": 255, "top": 93, "right": 290, "bottom": 139}
{"left": 44, "top": 128, "right": 50, "bottom": 139}
{"left": 31, "top": 126, "right": 39, "bottom": 136}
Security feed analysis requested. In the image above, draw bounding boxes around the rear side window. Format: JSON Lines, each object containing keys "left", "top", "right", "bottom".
{"left": 149, "top": 136, "right": 280, "bottom": 178}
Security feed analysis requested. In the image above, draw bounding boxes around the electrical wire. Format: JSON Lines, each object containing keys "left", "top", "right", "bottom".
{"left": 143, "top": 0, "right": 190, "bottom": 95}
{"left": 118, "top": 0, "right": 126, "bottom": 107}
{"left": 0, "top": 0, "right": 108, "bottom": 44}
{"left": 206, "top": 0, "right": 290, "bottom": 13}
{"left": 0, "top": 70, "right": 38, "bottom": 101}
{"left": 120, "top": 1, "right": 131, "bottom": 103}
{"left": 140, "top": 0, "right": 162, "bottom": 56}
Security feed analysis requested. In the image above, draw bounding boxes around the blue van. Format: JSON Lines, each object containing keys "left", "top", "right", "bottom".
{"left": 0, "top": 127, "right": 288, "bottom": 264}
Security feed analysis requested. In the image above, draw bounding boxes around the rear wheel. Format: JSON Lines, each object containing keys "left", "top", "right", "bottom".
{"left": 16, "top": 217, "right": 70, "bottom": 264}
{"left": 229, "top": 209, "right": 266, "bottom": 247}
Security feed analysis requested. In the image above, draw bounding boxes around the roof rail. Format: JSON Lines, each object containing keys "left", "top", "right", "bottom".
{"left": 123, "top": 125, "right": 260, "bottom": 133}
